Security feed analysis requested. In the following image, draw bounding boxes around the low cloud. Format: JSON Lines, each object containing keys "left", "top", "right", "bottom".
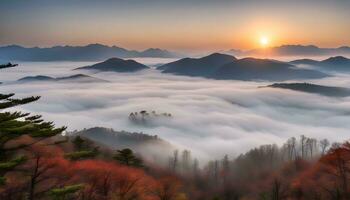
{"left": 1, "top": 61, "right": 350, "bottom": 161}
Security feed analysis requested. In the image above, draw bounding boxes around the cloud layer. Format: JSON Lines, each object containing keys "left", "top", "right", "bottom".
{"left": 1, "top": 61, "right": 350, "bottom": 161}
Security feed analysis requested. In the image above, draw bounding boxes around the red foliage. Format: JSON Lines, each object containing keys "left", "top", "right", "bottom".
{"left": 151, "top": 176, "right": 182, "bottom": 200}
{"left": 1, "top": 140, "right": 164, "bottom": 200}
{"left": 292, "top": 142, "right": 350, "bottom": 199}
{"left": 69, "top": 160, "right": 157, "bottom": 200}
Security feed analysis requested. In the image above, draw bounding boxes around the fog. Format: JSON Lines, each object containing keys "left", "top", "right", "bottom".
{"left": 1, "top": 61, "right": 350, "bottom": 161}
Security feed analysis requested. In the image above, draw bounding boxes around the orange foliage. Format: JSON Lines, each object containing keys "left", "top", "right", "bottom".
{"left": 1, "top": 139, "right": 165, "bottom": 200}
{"left": 70, "top": 160, "right": 157, "bottom": 200}
{"left": 292, "top": 142, "right": 350, "bottom": 199}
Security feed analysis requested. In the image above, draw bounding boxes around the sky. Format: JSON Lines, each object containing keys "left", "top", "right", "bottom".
{"left": 1, "top": 0, "right": 350, "bottom": 52}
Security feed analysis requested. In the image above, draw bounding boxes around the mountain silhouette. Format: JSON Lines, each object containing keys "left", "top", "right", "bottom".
{"left": 212, "top": 58, "right": 327, "bottom": 81}
{"left": 223, "top": 45, "right": 350, "bottom": 57}
{"left": 158, "top": 54, "right": 327, "bottom": 81}
{"left": 291, "top": 56, "right": 350, "bottom": 71}
{"left": 0, "top": 44, "right": 180, "bottom": 61}
{"left": 75, "top": 57, "right": 149, "bottom": 72}
{"left": 266, "top": 83, "right": 350, "bottom": 97}
{"left": 246, "top": 45, "right": 350, "bottom": 57}
{"left": 158, "top": 53, "right": 236, "bottom": 77}
{"left": 18, "top": 74, "right": 107, "bottom": 83}
{"left": 140, "top": 48, "right": 177, "bottom": 58}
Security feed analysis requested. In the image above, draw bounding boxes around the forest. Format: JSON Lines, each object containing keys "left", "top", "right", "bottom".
{"left": 1, "top": 65, "right": 350, "bottom": 200}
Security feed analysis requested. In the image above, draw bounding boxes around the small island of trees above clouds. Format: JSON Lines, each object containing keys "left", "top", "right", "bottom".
{"left": 129, "top": 110, "right": 173, "bottom": 126}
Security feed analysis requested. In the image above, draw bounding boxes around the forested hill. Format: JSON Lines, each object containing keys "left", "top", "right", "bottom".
{"left": 70, "top": 127, "right": 174, "bottom": 160}
{"left": 266, "top": 82, "right": 350, "bottom": 97}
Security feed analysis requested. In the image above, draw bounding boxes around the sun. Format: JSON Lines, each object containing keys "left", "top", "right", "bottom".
{"left": 260, "top": 36, "right": 269, "bottom": 47}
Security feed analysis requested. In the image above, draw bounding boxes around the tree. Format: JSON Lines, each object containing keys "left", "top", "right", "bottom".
{"left": 64, "top": 148, "right": 98, "bottom": 161}
{"left": 181, "top": 150, "right": 191, "bottom": 174}
{"left": 71, "top": 160, "right": 155, "bottom": 200}
{"left": 300, "top": 135, "right": 307, "bottom": 159}
{"left": 169, "top": 150, "right": 179, "bottom": 172}
{"left": 72, "top": 136, "right": 85, "bottom": 151}
{"left": 152, "top": 176, "right": 181, "bottom": 200}
{"left": 22, "top": 146, "right": 70, "bottom": 200}
{"left": 320, "top": 139, "right": 330, "bottom": 155}
{"left": 221, "top": 155, "right": 230, "bottom": 184}
{"left": 319, "top": 142, "right": 350, "bottom": 199}
{"left": 270, "top": 178, "right": 287, "bottom": 200}
{"left": 113, "top": 148, "right": 143, "bottom": 167}
{"left": 0, "top": 92, "right": 66, "bottom": 184}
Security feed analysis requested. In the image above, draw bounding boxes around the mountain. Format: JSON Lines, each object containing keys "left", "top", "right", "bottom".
{"left": 72, "top": 127, "right": 169, "bottom": 148}
{"left": 75, "top": 57, "right": 149, "bottom": 72}
{"left": 140, "top": 48, "right": 176, "bottom": 58}
{"left": 223, "top": 45, "right": 350, "bottom": 57}
{"left": 71, "top": 127, "right": 174, "bottom": 161}
{"left": 0, "top": 44, "right": 180, "bottom": 61}
{"left": 291, "top": 56, "right": 350, "bottom": 71}
{"left": 289, "top": 59, "right": 320, "bottom": 65}
{"left": 222, "top": 49, "right": 245, "bottom": 57}
{"left": 158, "top": 53, "right": 237, "bottom": 77}
{"left": 158, "top": 53, "right": 327, "bottom": 81}
{"left": 247, "top": 45, "right": 350, "bottom": 57}
{"left": 266, "top": 83, "right": 350, "bottom": 97}
{"left": 17, "top": 74, "right": 107, "bottom": 83}
{"left": 18, "top": 75, "right": 55, "bottom": 82}
{"left": 212, "top": 58, "right": 327, "bottom": 81}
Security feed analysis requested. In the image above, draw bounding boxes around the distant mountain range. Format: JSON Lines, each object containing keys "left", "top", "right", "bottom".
{"left": 266, "top": 83, "right": 350, "bottom": 97}
{"left": 17, "top": 74, "right": 107, "bottom": 83}
{"left": 226, "top": 45, "right": 350, "bottom": 57}
{"left": 75, "top": 57, "right": 149, "bottom": 72}
{"left": 2, "top": 44, "right": 349, "bottom": 61}
{"left": 158, "top": 53, "right": 328, "bottom": 81}
{"left": 0, "top": 44, "right": 180, "bottom": 61}
{"left": 290, "top": 56, "right": 350, "bottom": 71}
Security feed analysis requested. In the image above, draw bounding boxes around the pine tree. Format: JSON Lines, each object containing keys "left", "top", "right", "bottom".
{"left": 0, "top": 65, "right": 66, "bottom": 184}
{"left": 72, "top": 135, "right": 85, "bottom": 150}
{"left": 113, "top": 148, "right": 143, "bottom": 167}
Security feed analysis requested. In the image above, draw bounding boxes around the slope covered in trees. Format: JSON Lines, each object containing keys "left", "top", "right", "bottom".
{"left": 266, "top": 83, "right": 350, "bottom": 97}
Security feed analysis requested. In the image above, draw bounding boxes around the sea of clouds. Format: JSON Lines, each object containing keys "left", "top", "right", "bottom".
{"left": 1, "top": 59, "right": 350, "bottom": 161}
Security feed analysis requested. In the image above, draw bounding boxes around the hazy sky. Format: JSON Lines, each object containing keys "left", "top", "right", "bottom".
{"left": 1, "top": 0, "right": 350, "bottom": 52}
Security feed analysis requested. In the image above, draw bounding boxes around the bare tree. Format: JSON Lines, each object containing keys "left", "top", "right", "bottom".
{"left": 320, "top": 139, "right": 330, "bottom": 155}
{"left": 181, "top": 150, "right": 191, "bottom": 174}
{"left": 169, "top": 150, "right": 179, "bottom": 172}
{"left": 300, "top": 135, "right": 307, "bottom": 159}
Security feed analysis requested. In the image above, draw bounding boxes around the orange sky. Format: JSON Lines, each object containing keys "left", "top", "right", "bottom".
{"left": 1, "top": 1, "right": 350, "bottom": 52}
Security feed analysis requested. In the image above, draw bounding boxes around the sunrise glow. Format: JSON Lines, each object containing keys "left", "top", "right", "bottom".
{"left": 260, "top": 36, "right": 269, "bottom": 47}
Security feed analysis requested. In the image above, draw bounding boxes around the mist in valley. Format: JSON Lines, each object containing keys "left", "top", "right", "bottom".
{"left": 1, "top": 60, "right": 350, "bottom": 162}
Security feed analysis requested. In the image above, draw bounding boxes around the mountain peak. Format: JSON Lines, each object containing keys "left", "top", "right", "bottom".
{"left": 75, "top": 57, "right": 149, "bottom": 72}
{"left": 86, "top": 43, "right": 109, "bottom": 48}
{"left": 204, "top": 53, "right": 236, "bottom": 59}
{"left": 278, "top": 44, "right": 319, "bottom": 49}
{"left": 323, "top": 56, "right": 349, "bottom": 62}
